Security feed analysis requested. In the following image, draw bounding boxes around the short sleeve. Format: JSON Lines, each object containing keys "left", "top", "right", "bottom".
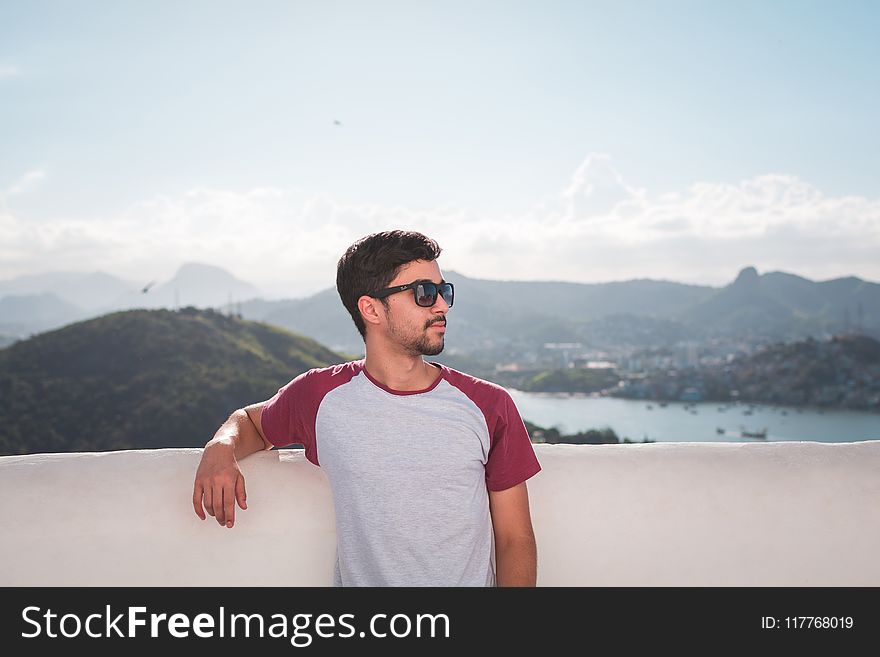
{"left": 484, "top": 390, "right": 542, "bottom": 491}
{"left": 260, "top": 369, "right": 320, "bottom": 465}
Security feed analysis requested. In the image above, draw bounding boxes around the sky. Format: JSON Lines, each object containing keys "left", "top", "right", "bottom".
{"left": 1, "top": 0, "right": 878, "bottom": 299}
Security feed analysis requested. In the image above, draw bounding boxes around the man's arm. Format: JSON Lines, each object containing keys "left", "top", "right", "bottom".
{"left": 192, "top": 402, "right": 273, "bottom": 528}
{"left": 488, "top": 482, "right": 537, "bottom": 586}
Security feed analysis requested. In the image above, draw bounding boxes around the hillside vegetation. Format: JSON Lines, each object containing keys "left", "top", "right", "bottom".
{"left": 0, "top": 307, "right": 346, "bottom": 455}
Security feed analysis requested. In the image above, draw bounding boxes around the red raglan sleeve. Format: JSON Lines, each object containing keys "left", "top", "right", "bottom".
{"left": 259, "top": 369, "right": 320, "bottom": 466}
{"left": 484, "top": 389, "right": 542, "bottom": 491}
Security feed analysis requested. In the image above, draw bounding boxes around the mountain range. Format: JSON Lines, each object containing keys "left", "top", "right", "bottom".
{"left": 231, "top": 266, "right": 880, "bottom": 356}
{"left": 2, "top": 264, "right": 878, "bottom": 355}
{"left": 0, "top": 263, "right": 260, "bottom": 346}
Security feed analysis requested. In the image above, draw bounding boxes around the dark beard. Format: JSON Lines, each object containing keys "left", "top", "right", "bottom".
{"left": 415, "top": 335, "right": 445, "bottom": 356}
{"left": 387, "top": 309, "right": 446, "bottom": 356}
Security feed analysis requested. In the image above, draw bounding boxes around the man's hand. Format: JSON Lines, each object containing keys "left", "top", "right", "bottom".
{"left": 192, "top": 440, "right": 248, "bottom": 528}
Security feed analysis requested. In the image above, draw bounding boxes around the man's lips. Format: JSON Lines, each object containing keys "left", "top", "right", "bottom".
{"left": 429, "top": 322, "right": 446, "bottom": 330}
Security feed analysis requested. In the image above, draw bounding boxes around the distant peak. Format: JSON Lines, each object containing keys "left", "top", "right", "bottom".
{"left": 733, "top": 266, "right": 759, "bottom": 286}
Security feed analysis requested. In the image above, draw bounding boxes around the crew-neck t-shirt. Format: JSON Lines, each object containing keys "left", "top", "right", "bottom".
{"left": 259, "top": 358, "right": 542, "bottom": 586}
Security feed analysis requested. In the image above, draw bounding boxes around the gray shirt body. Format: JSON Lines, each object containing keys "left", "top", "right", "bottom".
{"left": 260, "top": 359, "right": 541, "bottom": 586}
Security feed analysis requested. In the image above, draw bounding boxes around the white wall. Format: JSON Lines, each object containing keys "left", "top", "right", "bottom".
{"left": 2, "top": 441, "right": 879, "bottom": 586}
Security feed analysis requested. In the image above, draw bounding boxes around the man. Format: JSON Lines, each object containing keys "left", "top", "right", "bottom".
{"left": 192, "top": 230, "right": 541, "bottom": 586}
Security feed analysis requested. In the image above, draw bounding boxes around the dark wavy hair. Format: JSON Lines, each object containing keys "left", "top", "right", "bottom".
{"left": 336, "top": 230, "right": 442, "bottom": 341}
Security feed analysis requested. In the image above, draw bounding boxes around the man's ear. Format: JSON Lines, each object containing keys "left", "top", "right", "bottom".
{"left": 358, "top": 295, "right": 384, "bottom": 329}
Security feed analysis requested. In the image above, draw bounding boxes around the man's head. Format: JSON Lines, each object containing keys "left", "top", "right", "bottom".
{"left": 336, "top": 230, "right": 450, "bottom": 353}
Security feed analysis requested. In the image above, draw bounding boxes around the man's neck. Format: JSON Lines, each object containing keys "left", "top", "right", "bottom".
{"left": 363, "top": 348, "right": 440, "bottom": 392}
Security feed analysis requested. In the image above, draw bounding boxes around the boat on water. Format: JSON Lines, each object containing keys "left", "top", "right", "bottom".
{"left": 716, "top": 427, "right": 725, "bottom": 434}
{"left": 741, "top": 428, "right": 768, "bottom": 439}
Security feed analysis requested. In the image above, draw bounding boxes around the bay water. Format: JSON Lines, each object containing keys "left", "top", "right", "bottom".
{"left": 508, "top": 391, "right": 880, "bottom": 443}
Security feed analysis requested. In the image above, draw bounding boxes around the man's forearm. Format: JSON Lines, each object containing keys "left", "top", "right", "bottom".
{"left": 495, "top": 535, "right": 537, "bottom": 587}
{"left": 207, "top": 409, "right": 267, "bottom": 460}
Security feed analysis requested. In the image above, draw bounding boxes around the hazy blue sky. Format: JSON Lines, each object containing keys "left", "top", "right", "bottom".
{"left": 1, "top": 0, "right": 878, "bottom": 298}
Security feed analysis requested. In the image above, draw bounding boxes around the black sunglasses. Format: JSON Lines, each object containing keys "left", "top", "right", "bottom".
{"left": 369, "top": 280, "right": 454, "bottom": 308}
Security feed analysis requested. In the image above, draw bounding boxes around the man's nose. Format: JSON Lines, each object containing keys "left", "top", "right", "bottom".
{"left": 432, "top": 294, "right": 450, "bottom": 313}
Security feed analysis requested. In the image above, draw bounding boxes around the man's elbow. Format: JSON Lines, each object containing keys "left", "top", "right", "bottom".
{"left": 243, "top": 407, "right": 273, "bottom": 451}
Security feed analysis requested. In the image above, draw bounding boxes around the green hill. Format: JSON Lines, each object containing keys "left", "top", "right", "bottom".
{"left": 0, "top": 307, "right": 348, "bottom": 455}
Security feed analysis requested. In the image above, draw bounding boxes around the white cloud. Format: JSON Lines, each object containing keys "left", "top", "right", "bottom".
{"left": 452, "top": 160, "right": 880, "bottom": 286}
{"left": 0, "top": 64, "right": 20, "bottom": 78}
{"left": 560, "top": 153, "right": 644, "bottom": 222}
{"left": 5, "top": 170, "right": 45, "bottom": 195}
{"left": 1, "top": 156, "right": 879, "bottom": 295}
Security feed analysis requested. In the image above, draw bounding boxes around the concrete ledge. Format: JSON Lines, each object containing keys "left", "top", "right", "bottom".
{"left": 2, "top": 441, "right": 879, "bottom": 586}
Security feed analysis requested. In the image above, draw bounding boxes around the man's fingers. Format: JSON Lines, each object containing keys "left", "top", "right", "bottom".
{"left": 192, "top": 481, "right": 206, "bottom": 520}
{"left": 224, "top": 485, "right": 235, "bottom": 528}
{"left": 211, "top": 484, "right": 224, "bottom": 524}
{"left": 193, "top": 466, "right": 244, "bottom": 528}
{"left": 236, "top": 474, "right": 247, "bottom": 510}
{"left": 204, "top": 485, "right": 215, "bottom": 518}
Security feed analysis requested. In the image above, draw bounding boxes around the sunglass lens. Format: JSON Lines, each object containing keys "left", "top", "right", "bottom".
{"left": 440, "top": 283, "right": 454, "bottom": 307}
{"left": 415, "top": 283, "right": 436, "bottom": 307}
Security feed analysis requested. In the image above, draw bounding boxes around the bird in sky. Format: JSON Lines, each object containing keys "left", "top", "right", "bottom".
{"left": 333, "top": 119, "right": 342, "bottom": 126}
{"left": 141, "top": 281, "right": 156, "bottom": 294}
